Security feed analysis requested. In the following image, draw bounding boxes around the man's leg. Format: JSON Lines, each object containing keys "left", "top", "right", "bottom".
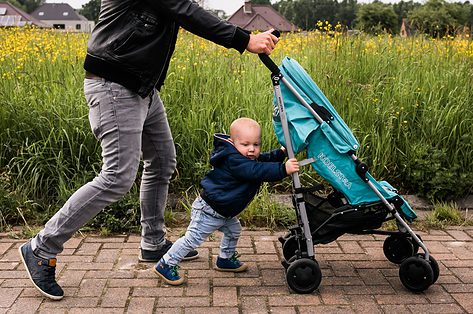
{"left": 21, "top": 79, "right": 150, "bottom": 299}
{"left": 138, "top": 92, "right": 198, "bottom": 261}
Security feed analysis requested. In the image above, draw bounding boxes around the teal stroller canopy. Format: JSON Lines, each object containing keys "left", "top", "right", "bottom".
{"left": 272, "top": 57, "right": 416, "bottom": 221}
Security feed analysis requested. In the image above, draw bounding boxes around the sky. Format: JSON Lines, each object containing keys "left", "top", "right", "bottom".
{"left": 46, "top": 0, "right": 248, "bottom": 14}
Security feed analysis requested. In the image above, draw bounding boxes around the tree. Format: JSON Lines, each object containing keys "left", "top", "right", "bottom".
{"left": 8, "top": 0, "right": 44, "bottom": 13}
{"left": 252, "top": 0, "right": 272, "bottom": 4}
{"left": 356, "top": 1, "right": 398, "bottom": 34}
{"left": 335, "top": 0, "right": 357, "bottom": 28}
{"left": 80, "top": 0, "right": 101, "bottom": 23}
{"left": 408, "top": 0, "right": 458, "bottom": 36}
{"left": 393, "top": 0, "right": 421, "bottom": 28}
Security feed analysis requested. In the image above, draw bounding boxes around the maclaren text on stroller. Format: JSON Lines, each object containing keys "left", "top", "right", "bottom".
{"left": 258, "top": 53, "right": 439, "bottom": 294}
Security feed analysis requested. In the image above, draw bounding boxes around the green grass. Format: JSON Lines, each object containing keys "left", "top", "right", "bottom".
{"left": 1, "top": 30, "right": 472, "bottom": 231}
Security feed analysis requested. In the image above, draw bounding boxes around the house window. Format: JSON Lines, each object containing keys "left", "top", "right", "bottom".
{"left": 63, "top": 12, "right": 69, "bottom": 16}
{"left": 38, "top": 11, "right": 44, "bottom": 16}
{"left": 0, "top": 8, "right": 7, "bottom": 15}
{"left": 53, "top": 24, "right": 65, "bottom": 29}
{"left": 76, "top": 24, "right": 81, "bottom": 30}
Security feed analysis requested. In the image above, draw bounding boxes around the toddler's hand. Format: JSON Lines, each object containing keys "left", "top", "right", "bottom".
{"left": 285, "top": 158, "right": 299, "bottom": 175}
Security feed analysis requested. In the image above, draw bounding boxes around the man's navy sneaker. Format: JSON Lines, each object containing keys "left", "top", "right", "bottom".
{"left": 18, "top": 241, "right": 64, "bottom": 300}
{"left": 139, "top": 239, "right": 198, "bottom": 262}
{"left": 154, "top": 259, "right": 184, "bottom": 285}
{"left": 215, "top": 252, "right": 248, "bottom": 272}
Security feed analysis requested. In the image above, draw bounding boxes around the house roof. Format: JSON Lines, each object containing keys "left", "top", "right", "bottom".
{"left": 0, "top": 1, "right": 49, "bottom": 27}
{"left": 227, "top": 2, "right": 297, "bottom": 32}
{"left": 31, "top": 3, "right": 84, "bottom": 21}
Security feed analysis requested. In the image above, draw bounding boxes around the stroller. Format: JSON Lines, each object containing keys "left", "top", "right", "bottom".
{"left": 258, "top": 52, "right": 439, "bottom": 294}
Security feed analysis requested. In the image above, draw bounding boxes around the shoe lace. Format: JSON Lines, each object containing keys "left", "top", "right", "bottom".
{"left": 229, "top": 251, "right": 241, "bottom": 263}
{"left": 170, "top": 265, "right": 180, "bottom": 277}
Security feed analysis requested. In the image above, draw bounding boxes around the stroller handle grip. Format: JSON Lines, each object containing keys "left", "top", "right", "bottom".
{"left": 258, "top": 30, "right": 281, "bottom": 75}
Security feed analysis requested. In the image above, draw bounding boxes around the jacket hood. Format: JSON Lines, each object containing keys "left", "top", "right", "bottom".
{"left": 209, "top": 134, "right": 239, "bottom": 166}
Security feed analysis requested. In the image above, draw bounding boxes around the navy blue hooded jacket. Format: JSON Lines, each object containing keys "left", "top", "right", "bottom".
{"left": 200, "top": 134, "right": 288, "bottom": 218}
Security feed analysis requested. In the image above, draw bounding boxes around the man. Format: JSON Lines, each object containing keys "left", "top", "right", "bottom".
{"left": 19, "top": 0, "right": 279, "bottom": 300}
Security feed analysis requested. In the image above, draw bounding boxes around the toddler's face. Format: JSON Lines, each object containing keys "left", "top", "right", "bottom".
{"left": 232, "top": 128, "right": 261, "bottom": 160}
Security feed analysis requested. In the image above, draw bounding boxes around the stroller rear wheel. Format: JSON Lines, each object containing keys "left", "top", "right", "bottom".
{"left": 286, "top": 258, "right": 322, "bottom": 294}
{"left": 383, "top": 235, "right": 415, "bottom": 264}
{"left": 282, "top": 235, "right": 299, "bottom": 261}
{"left": 399, "top": 255, "right": 434, "bottom": 292}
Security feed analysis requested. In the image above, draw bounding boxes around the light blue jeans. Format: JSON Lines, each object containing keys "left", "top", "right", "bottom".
{"left": 162, "top": 197, "right": 241, "bottom": 266}
{"left": 31, "top": 78, "right": 177, "bottom": 258}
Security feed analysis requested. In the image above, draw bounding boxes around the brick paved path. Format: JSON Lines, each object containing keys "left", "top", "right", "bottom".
{"left": 1, "top": 227, "right": 473, "bottom": 313}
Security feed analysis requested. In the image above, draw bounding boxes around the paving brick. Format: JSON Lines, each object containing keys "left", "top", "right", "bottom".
{"left": 212, "top": 277, "right": 261, "bottom": 286}
{"left": 267, "top": 306, "right": 297, "bottom": 314}
{"left": 184, "top": 307, "right": 239, "bottom": 314}
{"left": 212, "top": 286, "right": 237, "bottom": 307}
{"left": 407, "top": 303, "right": 465, "bottom": 313}
{"left": 186, "top": 278, "right": 210, "bottom": 296}
{"left": 241, "top": 296, "right": 268, "bottom": 313}
{"left": 0, "top": 243, "right": 12, "bottom": 256}
{"left": 126, "top": 297, "right": 155, "bottom": 313}
{"left": 268, "top": 295, "right": 321, "bottom": 306}
{"left": 0, "top": 288, "right": 22, "bottom": 307}
{"left": 6, "top": 297, "right": 42, "bottom": 313}
{"left": 77, "top": 278, "right": 107, "bottom": 297}
{"left": 298, "top": 305, "right": 354, "bottom": 313}
{"left": 132, "top": 287, "right": 184, "bottom": 297}
{"left": 451, "top": 293, "right": 473, "bottom": 313}
{"left": 445, "top": 230, "right": 472, "bottom": 241}
{"left": 40, "top": 297, "right": 99, "bottom": 308}
{"left": 254, "top": 241, "right": 277, "bottom": 254}
{"left": 101, "top": 287, "right": 130, "bottom": 308}
{"left": 75, "top": 242, "right": 102, "bottom": 256}
{"left": 158, "top": 296, "right": 209, "bottom": 307}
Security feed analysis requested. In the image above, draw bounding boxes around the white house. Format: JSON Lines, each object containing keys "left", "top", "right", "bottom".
{"left": 31, "top": 3, "right": 94, "bottom": 32}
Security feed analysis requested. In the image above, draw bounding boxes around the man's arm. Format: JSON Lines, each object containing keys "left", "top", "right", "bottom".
{"left": 145, "top": 0, "right": 278, "bottom": 54}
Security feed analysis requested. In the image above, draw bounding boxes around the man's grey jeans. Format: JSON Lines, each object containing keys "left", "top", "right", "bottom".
{"left": 31, "top": 78, "right": 177, "bottom": 258}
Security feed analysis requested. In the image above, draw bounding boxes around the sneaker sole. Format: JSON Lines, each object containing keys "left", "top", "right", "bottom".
{"left": 153, "top": 267, "right": 185, "bottom": 286}
{"left": 18, "top": 243, "right": 64, "bottom": 301}
{"left": 215, "top": 264, "right": 248, "bottom": 273}
{"left": 138, "top": 252, "right": 199, "bottom": 263}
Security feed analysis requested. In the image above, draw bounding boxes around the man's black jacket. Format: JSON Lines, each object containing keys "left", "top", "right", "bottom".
{"left": 84, "top": 0, "right": 250, "bottom": 98}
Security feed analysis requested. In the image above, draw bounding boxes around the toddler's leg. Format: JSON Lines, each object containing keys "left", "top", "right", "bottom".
{"left": 218, "top": 217, "right": 241, "bottom": 259}
{"left": 215, "top": 217, "right": 247, "bottom": 272}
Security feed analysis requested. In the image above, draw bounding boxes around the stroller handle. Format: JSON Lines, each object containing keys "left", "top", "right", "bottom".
{"left": 258, "top": 30, "right": 281, "bottom": 75}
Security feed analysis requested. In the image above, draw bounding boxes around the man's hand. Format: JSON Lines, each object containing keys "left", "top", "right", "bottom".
{"left": 285, "top": 158, "right": 299, "bottom": 175}
{"left": 246, "top": 29, "right": 279, "bottom": 55}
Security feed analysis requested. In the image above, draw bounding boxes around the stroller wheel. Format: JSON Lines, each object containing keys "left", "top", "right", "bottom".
{"left": 415, "top": 253, "right": 440, "bottom": 284}
{"left": 282, "top": 235, "right": 297, "bottom": 261}
{"left": 383, "top": 235, "right": 415, "bottom": 264}
{"left": 286, "top": 258, "right": 322, "bottom": 294}
{"left": 399, "top": 255, "right": 434, "bottom": 292}
{"left": 411, "top": 234, "right": 423, "bottom": 255}
{"left": 282, "top": 255, "right": 297, "bottom": 270}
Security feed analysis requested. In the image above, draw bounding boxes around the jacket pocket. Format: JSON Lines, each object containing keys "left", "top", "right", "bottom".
{"left": 111, "top": 11, "right": 160, "bottom": 56}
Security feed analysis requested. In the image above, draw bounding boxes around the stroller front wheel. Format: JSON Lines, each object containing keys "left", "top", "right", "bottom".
{"left": 399, "top": 255, "right": 434, "bottom": 292}
{"left": 286, "top": 258, "right": 322, "bottom": 294}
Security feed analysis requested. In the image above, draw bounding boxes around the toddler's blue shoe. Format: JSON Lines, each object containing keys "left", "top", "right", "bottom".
{"left": 215, "top": 252, "right": 248, "bottom": 272}
{"left": 154, "top": 259, "right": 184, "bottom": 285}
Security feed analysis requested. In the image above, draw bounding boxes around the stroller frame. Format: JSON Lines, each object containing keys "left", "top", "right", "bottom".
{"left": 258, "top": 50, "right": 438, "bottom": 294}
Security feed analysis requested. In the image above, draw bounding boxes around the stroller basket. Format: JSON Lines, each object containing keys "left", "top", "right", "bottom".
{"left": 303, "top": 192, "right": 388, "bottom": 245}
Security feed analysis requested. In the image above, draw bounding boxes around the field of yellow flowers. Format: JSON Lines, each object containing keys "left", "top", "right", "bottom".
{"left": 0, "top": 27, "right": 472, "bottom": 230}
